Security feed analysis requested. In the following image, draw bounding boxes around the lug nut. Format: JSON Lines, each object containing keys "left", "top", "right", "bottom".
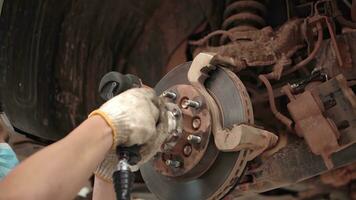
{"left": 183, "top": 145, "right": 192, "bottom": 156}
{"left": 165, "top": 160, "right": 181, "bottom": 168}
{"left": 187, "top": 135, "right": 201, "bottom": 144}
{"left": 192, "top": 118, "right": 201, "bottom": 129}
{"left": 162, "top": 91, "right": 177, "bottom": 100}
{"left": 181, "top": 99, "right": 200, "bottom": 109}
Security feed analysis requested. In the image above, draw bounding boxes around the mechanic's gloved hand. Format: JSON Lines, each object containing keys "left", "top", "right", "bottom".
{"left": 89, "top": 88, "right": 167, "bottom": 182}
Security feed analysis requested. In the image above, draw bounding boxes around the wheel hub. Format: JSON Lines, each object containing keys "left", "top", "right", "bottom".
{"left": 153, "top": 84, "right": 218, "bottom": 180}
{"left": 141, "top": 62, "right": 253, "bottom": 200}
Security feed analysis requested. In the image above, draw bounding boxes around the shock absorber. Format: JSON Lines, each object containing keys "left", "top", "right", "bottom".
{"left": 220, "top": 0, "right": 267, "bottom": 43}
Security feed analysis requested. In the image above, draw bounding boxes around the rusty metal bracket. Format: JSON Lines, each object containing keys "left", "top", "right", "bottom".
{"left": 286, "top": 74, "right": 356, "bottom": 169}
{"left": 308, "top": 15, "right": 344, "bottom": 67}
{"left": 335, "top": 75, "right": 356, "bottom": 108}
{"left": 187, "top": 53, "right": 277, "bottom": 160}
{"left": 287, "top": 90, "right": 340, "bottom": 169}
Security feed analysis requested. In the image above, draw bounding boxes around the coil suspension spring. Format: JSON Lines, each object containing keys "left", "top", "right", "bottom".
{"left": 189, "top": 0, "right": 268, "bottom": 46}
{"left": 219, "top": 0, "right": 267, "bottom": 44}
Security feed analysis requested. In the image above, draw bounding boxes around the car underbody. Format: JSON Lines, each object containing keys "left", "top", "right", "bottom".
{"left": 0, "top": 0, "right": 355, "bottom": 199}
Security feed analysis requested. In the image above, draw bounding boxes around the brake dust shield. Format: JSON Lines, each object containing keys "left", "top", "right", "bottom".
{"left": 141, "top": 62, "right": 253, "bottom": 200}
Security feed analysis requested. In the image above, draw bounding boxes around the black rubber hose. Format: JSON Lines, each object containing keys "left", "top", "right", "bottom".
{"left": 113, "top": 170, "right": 135, "bottom": 200}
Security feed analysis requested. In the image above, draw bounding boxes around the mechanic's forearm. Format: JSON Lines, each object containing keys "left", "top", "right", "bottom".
{"left": 0, "top": 116, "right": 113, "bottom": 200}
{"left": 93, "top": 176, "right": 115, "bottom": 200}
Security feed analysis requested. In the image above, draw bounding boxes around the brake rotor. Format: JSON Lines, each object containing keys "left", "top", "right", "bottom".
{"left": 141, "top": 62, "right": 253, "bottom": 200}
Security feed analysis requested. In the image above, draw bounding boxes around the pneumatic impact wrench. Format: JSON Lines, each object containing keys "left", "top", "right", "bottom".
{"left": 98, "top": 71, "right": 142, "bottom": 200}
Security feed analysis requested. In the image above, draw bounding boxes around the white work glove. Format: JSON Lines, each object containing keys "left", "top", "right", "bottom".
{"left": 89, "top": 88, "right": 168, "bottom": 182}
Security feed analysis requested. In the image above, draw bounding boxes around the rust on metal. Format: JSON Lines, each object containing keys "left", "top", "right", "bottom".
{"left": 321, "top": 162, "right": 356, "bottom": 187}
{"left": 151, "top": 1, "right": 356, "bottom": 199}
{"left": 259, "top": 74, "right": 293, "bottom": 129}
{"left": 282, "top": 21, "right": 323, "bottom": 76}
{"left": 283, "top": 74, "right": 356, "bottom": 170}
{"left": 153, "top": 84, "right": 217, "bottom": 179}
{"left": 316, "top": 32, "right": 356, "bottom": 80}
{"left": 187, "top": 53, "right": 276, "bottom": 154}
{"left": 4, "top": 0, "right": 356, "bottom": 199}
{"left": 191, "top": 19, "right": 305, "bottom": 73}
{"left": 286, "top": 89, "right": 340, "bottom": 169}
{"left": 315, "top": 75, "right": 356, "bottom": 146}
{"left": 337, "top": 36, "right": 353, "bottom": 69}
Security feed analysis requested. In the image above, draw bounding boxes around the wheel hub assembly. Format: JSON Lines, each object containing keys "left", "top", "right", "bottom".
{"left": 141, "top": 61, "right": 254, "bottom": 200}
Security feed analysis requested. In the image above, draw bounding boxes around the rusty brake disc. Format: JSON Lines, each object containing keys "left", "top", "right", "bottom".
{"left": 140, "top": 62, "right": 253, "bottom": 200}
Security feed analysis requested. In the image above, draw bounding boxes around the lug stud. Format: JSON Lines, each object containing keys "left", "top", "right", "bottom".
{"left": 181, "top": 99, "right": 200, "bottom": 109}
{"left": 187, "top": 135, "right": 202, "bottom": 144}
{"left": 162, "top": 91, "right": 177, "bottom": 100}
